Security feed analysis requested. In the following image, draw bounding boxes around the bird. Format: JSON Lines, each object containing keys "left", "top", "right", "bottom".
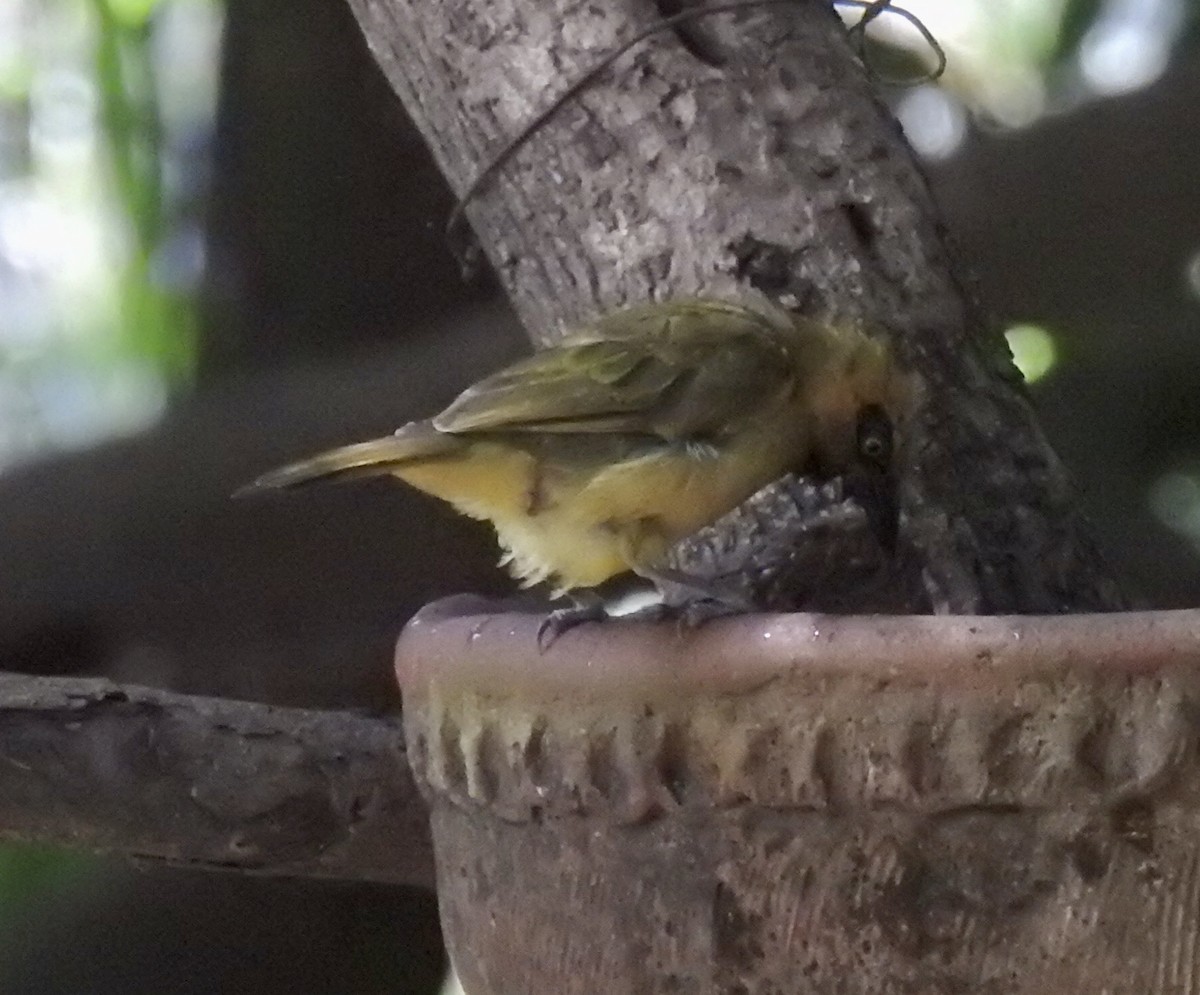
{"left": 239, "top": 298, "right": 914, "bottom": 640}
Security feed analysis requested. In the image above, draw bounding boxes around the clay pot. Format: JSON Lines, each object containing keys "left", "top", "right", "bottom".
{"left": 396, "top": 603, "right": 1200, "bottom": 994}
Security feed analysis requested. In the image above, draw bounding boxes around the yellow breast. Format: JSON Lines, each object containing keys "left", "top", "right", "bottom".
{"left": 391, "top": 402, "right": 805, "bottom": 594}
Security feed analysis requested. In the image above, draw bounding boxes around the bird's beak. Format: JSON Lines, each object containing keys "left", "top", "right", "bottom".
{"left": 843, "top": 468, "right": 899, "bottom": 553}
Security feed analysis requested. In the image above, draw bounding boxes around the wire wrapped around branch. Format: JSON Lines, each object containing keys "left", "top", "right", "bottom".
{"left": 445, "top": 0, "right": 946, "bottom": 274}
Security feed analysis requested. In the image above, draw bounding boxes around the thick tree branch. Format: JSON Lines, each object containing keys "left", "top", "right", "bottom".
{"left": 0, "top": 672, "right": 433, "bottom": 889}
{"left": 348, "top": 0, "right": 1123, "bottom": 614}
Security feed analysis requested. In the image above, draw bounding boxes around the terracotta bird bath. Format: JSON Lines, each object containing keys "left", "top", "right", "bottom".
{"left": 396, "top": 602, "right": 1200, "bottom": 993}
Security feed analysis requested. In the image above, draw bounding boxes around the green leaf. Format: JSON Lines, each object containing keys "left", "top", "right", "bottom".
{"left": 103, "top": 0, "right": 166, "bottom": 28}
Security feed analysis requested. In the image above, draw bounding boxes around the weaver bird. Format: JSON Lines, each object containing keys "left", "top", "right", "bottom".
{"left": 241, "top": 299, "right": 912, "bottom": 636}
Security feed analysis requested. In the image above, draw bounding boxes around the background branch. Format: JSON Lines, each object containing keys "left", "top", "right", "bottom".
{"left": 0, "top": 672, "right": 432, "bottom": 889}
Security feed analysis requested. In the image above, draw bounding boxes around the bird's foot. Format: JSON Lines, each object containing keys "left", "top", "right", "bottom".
{"left": 675, "top": 596, "right": 748, "bottom": 628}
{"left": 536, "top": 594, "right": 609, "bottom": 652}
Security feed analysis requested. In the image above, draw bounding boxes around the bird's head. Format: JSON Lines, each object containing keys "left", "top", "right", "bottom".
{"left": 804, "top": 329, "right": 917, "bottom": 552}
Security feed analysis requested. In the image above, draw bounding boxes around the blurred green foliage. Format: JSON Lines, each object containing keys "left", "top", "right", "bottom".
{"left": 105, "top": 0, "right": 167, "bottom": 28}
{"left": 0, "top": 843, "right": 97, "bottom": 928}
{"left": 0, "top": 0, "right": 212, "bottom": 468}
{"left": 94, "top": 0, "right": 196, "bottom": 382}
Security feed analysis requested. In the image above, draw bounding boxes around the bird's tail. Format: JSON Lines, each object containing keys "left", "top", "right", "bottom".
{"left": 236, "top": 421, "right": 462, "bottom": 495}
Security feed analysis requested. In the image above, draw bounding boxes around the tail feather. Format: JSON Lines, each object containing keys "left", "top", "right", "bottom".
{"left": 236, "top": 421, "right": 460, "bottom": 496}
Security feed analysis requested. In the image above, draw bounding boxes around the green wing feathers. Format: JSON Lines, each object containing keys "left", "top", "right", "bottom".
{"left": 433, "top": 340, "right": 686, "bottom": 435}
{"left": 435, "top": 303, "right": 796, "bottom": 441}
{"left": 237, "top": 421, "right": 460, "bottom": 494}
{"left": 241, "top": 299, "right": 819, "bottom": 496}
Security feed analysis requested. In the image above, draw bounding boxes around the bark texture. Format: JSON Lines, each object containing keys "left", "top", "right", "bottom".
{"left": 0, "top": 673, "right": 432, "bottom": 888}
{"left": 346, "top": 0, "right": 1123, "bottom": 614}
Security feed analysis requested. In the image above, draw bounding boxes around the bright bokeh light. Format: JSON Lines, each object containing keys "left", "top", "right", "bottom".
{"left": 0, "top": 181, "right": 107, "bottom": 279}
{"left": 1004, "top": 324, "right": 1059, "bottom": 384}
{"left": 1079, "top": 0, "right": 1185, "bottom": 95}
{"left": 29, "top": 67, "right": 96, "bottom": 159}
{"left": 1080, "top": 23, "right": 1171, "bottom": 95}
{"left": 842, "top": 0, "right": 1190, "bottom": 158}
{"left": 895, "top": 85, "right": 967, "bottom": 159}
{"left": 441, "top": 970, "right": 466, "bottom": 995}
{"left": 1183, "top": 249, "right": 1200, "bottom": 301}
{"left": 1150, "top": 471, "right": 1200, "bottom": 548}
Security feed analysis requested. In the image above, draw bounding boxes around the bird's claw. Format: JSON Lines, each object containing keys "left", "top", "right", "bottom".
{"left": 674, "top": 596, "right": 747, "bottom": 629}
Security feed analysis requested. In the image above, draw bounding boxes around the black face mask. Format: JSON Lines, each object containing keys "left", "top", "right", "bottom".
{"left": 845, "top": 405, "right": 898, "bottom": 553}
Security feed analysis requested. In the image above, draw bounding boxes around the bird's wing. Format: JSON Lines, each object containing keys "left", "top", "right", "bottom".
{"left": 434, "top": 305, "right": 795, "bottom": 441}
{"left": 582, "top": 298, "right": 795, "bottom": 343}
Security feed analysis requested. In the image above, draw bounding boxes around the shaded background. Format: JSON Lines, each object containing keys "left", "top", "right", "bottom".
{"left": 0, "top": 0, "right": 1198, "bottom": 990}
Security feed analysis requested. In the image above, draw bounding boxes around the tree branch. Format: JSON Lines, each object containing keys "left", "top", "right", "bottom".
{"left": 0, "top": 672, "right": 433, "bottom": 889}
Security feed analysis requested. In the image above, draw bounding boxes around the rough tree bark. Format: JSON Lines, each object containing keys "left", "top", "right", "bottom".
{"left": 0, "top": 673, "right": 432, "bottom": 888}
{"left": 346, "top": 0, "right": 1123, "bottom": 614}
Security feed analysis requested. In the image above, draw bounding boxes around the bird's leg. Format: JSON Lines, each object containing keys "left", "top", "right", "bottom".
{"left": 536, "top": 590, "right": 610, "bottom": 651}
{"left": 625, "top": 563, "right": 756, "bottom": 630}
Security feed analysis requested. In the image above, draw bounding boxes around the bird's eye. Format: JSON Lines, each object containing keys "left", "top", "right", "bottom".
{"left": 856, "top": 406, "right": 893, "bottom": 467}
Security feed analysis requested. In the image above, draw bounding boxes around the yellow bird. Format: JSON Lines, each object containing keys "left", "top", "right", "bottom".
{"left": 241, "top": 299, "right": 912, "bottom": 629}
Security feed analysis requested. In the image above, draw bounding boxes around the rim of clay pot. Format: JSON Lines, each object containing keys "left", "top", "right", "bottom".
{"left": 396, "top": 601, "right": 1200, "bottom": 696}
